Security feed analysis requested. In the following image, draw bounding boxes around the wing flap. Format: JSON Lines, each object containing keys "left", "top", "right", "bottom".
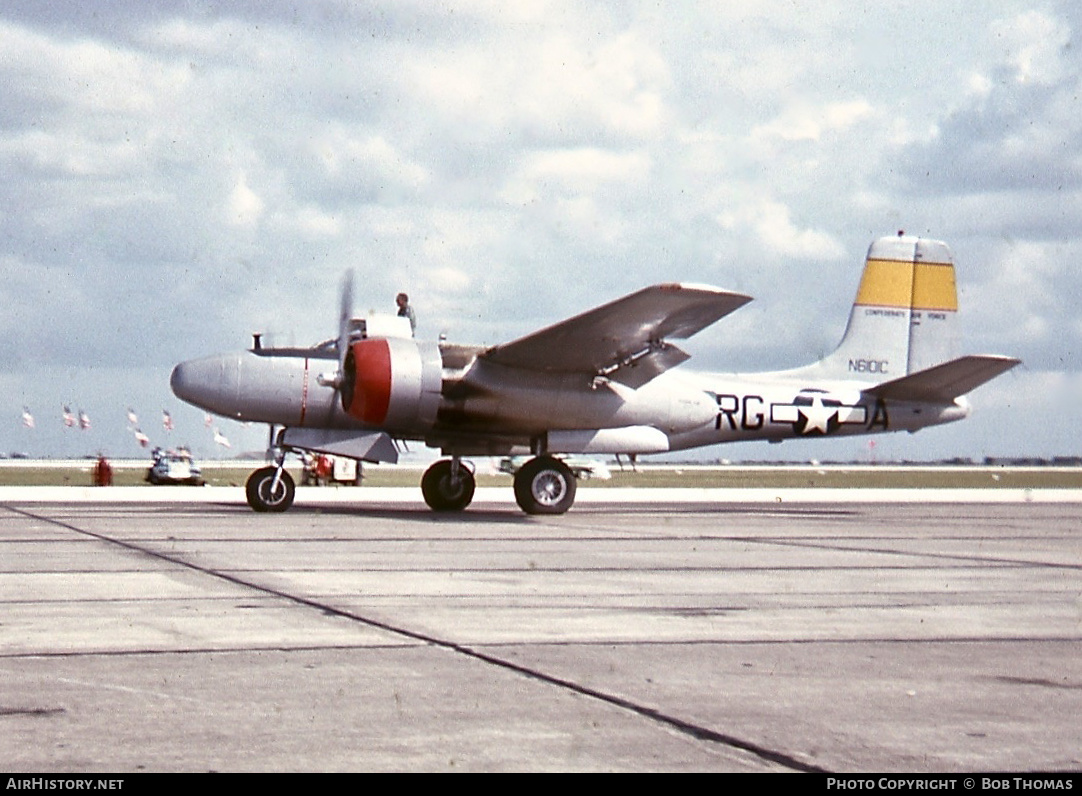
{"left": 865, "top": 355, "right": 1021, "bottom": 403}
{"left": 481, "top": 283, "right": 751, "bottom": 380}
{"left": 606, "top": 343, "right": 691, "bottom": 388}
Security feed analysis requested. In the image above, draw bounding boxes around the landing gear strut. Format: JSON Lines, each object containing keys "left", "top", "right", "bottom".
{"left": 246, "top": 455, "right": 296, "bottom": 513}
{"left": 421, "top": 458, "right": 476, "bottom": 511}
{"left": 513, "top": 456, "right": 576, "bottom": 515}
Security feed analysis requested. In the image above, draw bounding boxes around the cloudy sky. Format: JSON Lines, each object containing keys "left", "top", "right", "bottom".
{"left": 2, "top": 1, "right": 1079, "bottom": 462}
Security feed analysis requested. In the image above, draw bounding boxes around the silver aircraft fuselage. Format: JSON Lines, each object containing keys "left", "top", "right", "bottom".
{"left": 170, "top": 344, "right": 969, "bottom": 457}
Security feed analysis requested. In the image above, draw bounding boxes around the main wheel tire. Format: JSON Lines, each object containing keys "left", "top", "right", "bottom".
{"left": 513, "top": 456, "right": 577, "bottom": 515}
{"left": 421, "top": 460, "right": 476, "bottom": 512}
{"left": 245, "top": 466, "right": 296, "bottom": 513}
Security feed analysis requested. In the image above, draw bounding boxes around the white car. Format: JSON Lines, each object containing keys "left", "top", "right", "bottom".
{"left": 146, "top": 452, "right": 204, "bottom": 486}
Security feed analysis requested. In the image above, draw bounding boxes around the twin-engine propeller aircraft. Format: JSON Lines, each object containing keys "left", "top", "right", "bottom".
{"left": 171, "top": 234, "right": 1019, "bottom": 515}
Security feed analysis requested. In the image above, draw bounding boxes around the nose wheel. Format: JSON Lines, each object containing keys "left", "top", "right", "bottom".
{"left": 513, "top": 456, "right": 576, "bottom": 515}
{"left": 246, "top": 465, "right": 296, "bottom": 512}
{"left": 421, "top": 459, "right": 476, "bottom": 511}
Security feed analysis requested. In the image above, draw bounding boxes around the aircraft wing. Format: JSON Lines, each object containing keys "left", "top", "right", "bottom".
{"left": 480, "top": 283, "right": 752, "bottom": 388}
{"left": 865, "top": 354, "right": 1021, "bottom": 403}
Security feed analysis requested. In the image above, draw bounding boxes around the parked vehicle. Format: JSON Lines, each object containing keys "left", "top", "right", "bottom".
{"left": 146, "top": 448, "right": 204, "bottom": 486}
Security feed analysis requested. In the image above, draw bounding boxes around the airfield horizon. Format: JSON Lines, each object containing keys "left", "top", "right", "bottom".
{"left": 1, "top": 459, "right": 1080, "bottom": 491}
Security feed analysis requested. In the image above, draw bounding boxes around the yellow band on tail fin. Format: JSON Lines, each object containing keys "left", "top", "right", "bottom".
{"left": 855, "top": 260, "right": 958, "bottom": 312}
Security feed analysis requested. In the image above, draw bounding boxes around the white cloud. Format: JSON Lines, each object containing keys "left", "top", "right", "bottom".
{"left": 224, "top": 172, "right": 264, "bottom": 228}
{"left": 752, "top": 100, "right": 874, "bottom": 143}
{"left": 889, "top": 8, "right": 1082, "bottom": 196}
{"left": 504, "top": 147, "right": 652, "bottom": 203}
{"left": 718, "top": 200, "right": 846, "bottom": 261}
{"left": 0, "top": 20, "right": 189, "bottom": 115}
{"left": 990, "top": 10, "right": 1072, "bottom": 85}
{"left": 407, "top": 28, "right": 669, "bottom": 141}
{"left": 293, "top": 206, "right": 341, "bottom": 238}
{"left": 425, "top": 266, "right": 472, "bottom": 293}
{"left": 311, "top": 129, "right": 429, "bottom": 197}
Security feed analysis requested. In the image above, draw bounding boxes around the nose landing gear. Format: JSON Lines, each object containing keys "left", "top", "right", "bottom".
{"left": 245, "top": 463, "right": 296, "bottom": 513}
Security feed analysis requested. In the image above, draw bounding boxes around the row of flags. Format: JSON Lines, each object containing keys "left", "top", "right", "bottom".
{"left": 19, "top": 406, "right": 231, "bottom": 449}
{"left": 59, "top": 406, "right": 92, "bottom": 430}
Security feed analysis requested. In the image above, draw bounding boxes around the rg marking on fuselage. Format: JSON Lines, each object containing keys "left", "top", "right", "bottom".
{"left": 712, "top": 393, "right": 889, "bottom": 435}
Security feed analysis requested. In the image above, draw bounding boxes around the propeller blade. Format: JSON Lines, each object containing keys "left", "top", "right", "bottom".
{"left": 337, "top": 270, "right": 355, "bottom": 383}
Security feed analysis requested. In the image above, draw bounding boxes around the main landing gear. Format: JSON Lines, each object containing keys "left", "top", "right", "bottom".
{"left": 513, "top": 455, "right": 576, "bottom": 515}
{"left": 244, "top": 451, "right": 578, "bottom": 516}
{"left": 421, "top": 458, "right": 476, "bottom": 512}
{"left": 420, "top": 454, "right": 578, "bottom": 514}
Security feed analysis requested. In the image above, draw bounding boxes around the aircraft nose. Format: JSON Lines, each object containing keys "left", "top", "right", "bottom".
{"left": 170, "top": 361, "right": 193, "bottom": 402}
{"left": 170, "top": 354, "right": 241, "bottom": 417}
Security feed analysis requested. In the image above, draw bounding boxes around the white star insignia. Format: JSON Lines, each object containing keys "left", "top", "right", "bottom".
{"left": 799, "top": 396, "right": 835, "bottom": 434}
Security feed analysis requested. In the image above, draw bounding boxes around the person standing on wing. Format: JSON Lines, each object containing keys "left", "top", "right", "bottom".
{"left": 396, "top": 292, "right": 416, "bottom": 336}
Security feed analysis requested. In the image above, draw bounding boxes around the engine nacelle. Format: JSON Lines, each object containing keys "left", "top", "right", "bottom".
{"left": 341, "top": 338, "right": 442, "bottom": 433}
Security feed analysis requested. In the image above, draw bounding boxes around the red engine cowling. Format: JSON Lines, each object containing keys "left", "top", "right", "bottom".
{"left": 341, "top": 338, "right": 442, "bottom": 432}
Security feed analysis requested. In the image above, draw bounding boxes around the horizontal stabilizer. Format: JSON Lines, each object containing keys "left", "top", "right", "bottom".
{"left": 865, "top": 355, "right": 1021, "bottom": 403}
{"left": 482, "top": 283, "right": 751, "bottom": 381}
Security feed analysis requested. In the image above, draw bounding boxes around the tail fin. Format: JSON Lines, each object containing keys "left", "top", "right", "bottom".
{"left": 795, "top": 235, "right": 959, "bottom": 380}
